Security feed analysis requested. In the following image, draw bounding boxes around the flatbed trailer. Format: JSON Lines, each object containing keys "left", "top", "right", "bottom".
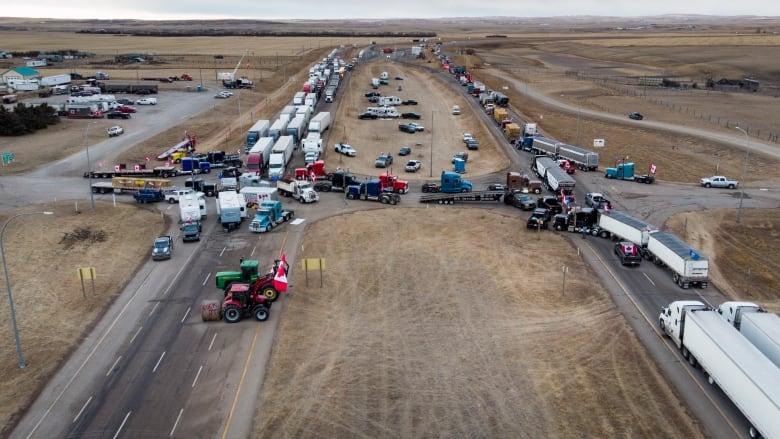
{"left": 83, "top": 166, "right": 179, "bottom": 179}
{"left": 419, "top": 190, "right": 503, "bottom": 204}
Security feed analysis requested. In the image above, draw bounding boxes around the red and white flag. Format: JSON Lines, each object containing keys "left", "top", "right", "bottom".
{"left": 310, "top": 171, "right": 317, "bottom": 182}
{"left": 273, "top": 262, "right": 287, "bottom": 292}
{"left": 145, "top": 156, "right": 151, "bottom": 161}
{"left": 650, "top": 163, "right": 657, "bottom": 174}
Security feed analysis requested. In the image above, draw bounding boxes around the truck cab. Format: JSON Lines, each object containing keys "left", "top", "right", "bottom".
{"left": 715, "top": 301, "right": 763, "bottom": 329}
{"left": 659, "top": 300, "right": 708, "bottom": 348}
{"left": 440, "top": 171, "right": 472, "bottom": 193}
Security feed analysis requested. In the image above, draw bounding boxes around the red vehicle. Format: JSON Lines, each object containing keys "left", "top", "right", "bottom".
{"left": 378, "top": 172, "right": 409, "bottom": 194}
{"left": 221, "top": 283, "right": 272, "bottom": 323}
{"left": 295, "top": 160, "right": 333, "bottom": 181}
{"left": 115, "top": 105, "right": 137, "bottom": 114}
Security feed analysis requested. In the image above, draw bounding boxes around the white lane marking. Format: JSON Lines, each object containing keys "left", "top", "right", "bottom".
{"left": 152, "top": 351, "right": 166, "bottom": 373}
{"left": 106, "top": 356, "right": 122, "bottom": 377}
{"left": 72, "top": 396, "right": 92, "bottom": 423}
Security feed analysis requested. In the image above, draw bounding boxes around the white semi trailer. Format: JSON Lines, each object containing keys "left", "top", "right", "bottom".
{"left": 660, "top": 301, "right": 780, "bottom": 439}
{"left": 647, "top": 231, "right": 709, "bottom": 288}
{"left": 596, "top": 210, "right": 658, "bottom": 247}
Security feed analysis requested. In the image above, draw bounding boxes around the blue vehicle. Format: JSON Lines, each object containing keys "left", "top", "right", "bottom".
{"left": 133, "top": 189, "right": 164, "bottom": 203}
{"left": 346, "top": 180, "right": 400, "bottom": 205}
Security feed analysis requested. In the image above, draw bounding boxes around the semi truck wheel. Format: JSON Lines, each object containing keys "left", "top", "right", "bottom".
{"left": 223, "top": 305, "right": 242, "bottom": 323}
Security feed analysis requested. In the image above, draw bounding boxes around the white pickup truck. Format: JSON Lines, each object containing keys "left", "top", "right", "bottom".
{"left": 700, "top": 175, "right": 738, "bottom": 189}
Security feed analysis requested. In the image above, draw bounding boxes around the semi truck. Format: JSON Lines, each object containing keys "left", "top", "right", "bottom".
{"left": 40, "top": 74, "right": 71, "bottom": 87}
{"left": 346, "top": 180, "right": 401, "bottom": 204}
{"left": 245, "top": 137, "right": 275, "bottom": 175}
{"left": 557, "top": 143, "right": 599, "bottom": 171}
{"left": 268, "top": 135, "right": 295, "bottom": 179}
{"left": 293, "top": 91, "right": 306, "bottom": 106}
{"left": 716, "top": 301, "right": 780, "bottom": 368}
{"left": 245, "top": 119, "right": 270, "bottom": 150}
{"left": 302, "top": 133, "right": 323, "bottom": 157}
{"left": 543, "top": 165, "right": 576, "bottom": 195}
{"left": 530, "top": 137, "right": 560, "bottom": 157}
{"left": 84, "top": 165, "right": 178, "bottom": 179}
{"left": 91, "top": 177, "right": 171, "bottom": 194}
{"left": 286, "top": 116, "right": 307, "bottom": 146}
{"left": 596, "top": 210, "right": 658, "bottom": 247}
{"left": 248, "top": 200, "right": 295, "bottom": 233}
{"left": 532, "top": 155, "right": 558, "bottom": 182}
{"left": 276, "top": 178, "right": 319, "bottom": 203}
{"left": 506, "top": 172, "right": 543, "bottom": 194}
{"left": 647, "top": 231, "right": 709, "bottom": 289}
{"left": 605, "top": 162, "right": 655, "bottom": 184}
{"left": 659, "top": 302, "right": 780, "bottom": 439}
{"left": 308, "top": 111, "right": 331, "bottom": 133}
{"left": 268, "top": 118, "right": 289, "bottom": 141}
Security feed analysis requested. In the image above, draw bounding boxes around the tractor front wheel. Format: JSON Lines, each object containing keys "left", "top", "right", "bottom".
{"left": 253, "top": 305, "right": 270, "bottom": 322}
{"left": 223, "top": 305, "right": 242, "bottom": 323}
{"left": 261, "top": 285, "right": 279, "bottom": 301}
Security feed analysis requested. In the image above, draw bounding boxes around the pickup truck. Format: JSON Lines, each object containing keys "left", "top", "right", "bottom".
{"left": 334, "top": 143, "right": 357, "bottom": 157}
{"left": 151, "top": 235, "right": 173, "bottom": 260}
{"left": 700, "top": 175, "right": 738, "bottom": 189}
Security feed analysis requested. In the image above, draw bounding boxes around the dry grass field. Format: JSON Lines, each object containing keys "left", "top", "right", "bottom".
{"left": 256, "top": 208, "right": 702, "bottom": 437}
{"left": 0, "top": 18, "right": 779, "bottom": 437}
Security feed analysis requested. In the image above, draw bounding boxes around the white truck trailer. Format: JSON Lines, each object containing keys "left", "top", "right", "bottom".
{"left": 293, "top": 91, "right": 306, "bottom": 106}
{"left": 308, "top": 111, "right": 331, "bottom": 133}
{"left": 40, "top": 74, "right": 72, "bottom": 87}
{"left": 533, "top": 156, "right": 558, "bottom": 181}
{"left": 268, "top": 135, "right": 295, "bottom": 179}
{"left": 660, "top": 302, "right": 780, "bottom": 439}
{"left": 531, "top": 137, "right": 560, "bottom": 157}
{"left": 597, "top": 210, "right": 658, "bottom": 247}
{"left": 239, "top": 186, "right": 278, "bottom": 207}
{"left": 215, "top": 190, "right": 245, "bottom": 231}
{"left": 556, "top": 143, "right": 599, "bottom": 171}
{"left": 740, "top": 312, "right": 780, "bottom": 369}
{"left": 268, "top": 118, "right": 289, "bottom": 141}
{"left": 544, "top": 165, "right": 576, "bottom": 193}
{"left": 647, "top": 231, "right": 709, "bottom": 288}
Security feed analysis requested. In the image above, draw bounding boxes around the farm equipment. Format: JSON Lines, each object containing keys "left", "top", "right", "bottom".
{"left": 214, "top": 258, "right": 288, "bottom": 301}
{"left": 201, "top": 283, "right": 272, "bottom": 323}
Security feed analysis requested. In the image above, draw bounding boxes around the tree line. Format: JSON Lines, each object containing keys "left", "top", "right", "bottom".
{"left": 0, "top": 103, "right": 60, "bottom": 136}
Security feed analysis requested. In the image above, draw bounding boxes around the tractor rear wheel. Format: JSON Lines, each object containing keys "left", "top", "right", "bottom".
{"left": 223, "top": 305, "right": 242, "bottom": 323}
{"left": 253, "top": 305, "right": 270, "bottom": 321}
{"left": 261, "top": 285, "right": 279, "bottom": 301}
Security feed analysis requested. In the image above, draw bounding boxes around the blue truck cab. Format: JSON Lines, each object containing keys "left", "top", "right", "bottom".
{"left": 440, "top": 171, "right": 472, "bottom": 193}
{"left": 605, "top": 162, "right": 635, "bottom": 180}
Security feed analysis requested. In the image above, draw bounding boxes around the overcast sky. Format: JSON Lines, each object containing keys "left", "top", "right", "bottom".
{"left": 4, "top": 1, "right": 780, "bottom": 20}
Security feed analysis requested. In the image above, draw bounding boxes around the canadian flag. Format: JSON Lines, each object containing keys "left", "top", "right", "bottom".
{"left": 145, "top": 156, "right": 151, "bottom": 161}
{"left": 650, "top": 163, "right": 657, "bottom": 174}
{"left": 274, "top": 256, "right": 288, "bottom": 292}
{"left": 310, "top": 171, "right": 317, "bottom": 182}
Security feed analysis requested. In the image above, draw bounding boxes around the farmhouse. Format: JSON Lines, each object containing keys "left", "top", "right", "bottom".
{"left": 1, "top": 66, "right": 40, "bottom": 83}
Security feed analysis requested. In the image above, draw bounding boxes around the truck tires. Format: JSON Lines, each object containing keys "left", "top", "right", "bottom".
{"left": 253, "top": 305, "right": 269, "bottom": 322}
{"left": 168, "top": 198, "right": 176, "bottom": 204}
{"left": 223, "top": 305, "right": 242, "bottom": 323}
{"left": 346, "top": 193, "right": 355, "bottom": 200}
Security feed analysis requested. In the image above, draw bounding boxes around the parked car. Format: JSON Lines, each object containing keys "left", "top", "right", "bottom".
{"left": 465, "top": 139, "right": 479, "bottom": 150}
{"left": 401, "top": 112, "right": 421, "bottom": 119}
{"left": 452, "top": 105, "right": 461, "bottom": 115}
{"left": 402, "top": 99, "right": 418, "bottom": 105}
{"left": 334, "top": 143, "right": 357, "bottom": 157}
{"left": 151, "top": 235, "right": 173, "bottom": 260}
{"left": 451, "top": 151, "right": 469, "bottom": 163}
{"left": 487, "top": 183, "right": 505, "bottom": 191}
{"left": 368, "top": 96, "right": 380, "bottom": 103}
{"left": 115, "top": 105, "right": 137, "bottom": 114}
{"left": 116, "top": 98, "right": 134, "bottom": 105}
{"left": 407, "top": 123, "right": 424, "bottom": 132}
{"left": 399, "top": 123, "right": 417, "bottom": 133}
{"left": 375, "top": 152, "right": 393, "bottom": 167}
{"left": 375, "top": 156, "right": 390, "bottom": 168}
{"left": 628, "top": 112, "right": 643, "bottom": 120}
{"left": 107, "top": 125, "right": 124, "bottom": 137}
{"left": 358, "top": 111, "right": 378, "bottom": 120}
{"left": 215, "top": 91, "right": 233, "bottom": 98}
{"left": 399, "top": 146, "right": 412, "bottom": 156}
{"left": 462, "top": 133, "right": 474, "bottom": 143}
{"left": 304, "top": 152, "right": 318, "bottom": 165}
{"left": 405, "top": 160, "right": 421, "bottom": 173}
{"left": 106, "top": 111, "right": 131, "bottom": 119}
{"left": 136, "top": 97, "right": 158, "bottom": 105}
{"left": 395, "top": 76, "right": 404, "bottom": 80}
{"left": 365, "top": 91, "right": 381, "bottom": 97}
{"left": 509, "top": 192, "right": 537, "bottom": 210}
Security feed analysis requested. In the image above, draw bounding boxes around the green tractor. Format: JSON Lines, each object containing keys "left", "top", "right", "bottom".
{"left": 214, "top": 259, "right": 288, "bottom": 302}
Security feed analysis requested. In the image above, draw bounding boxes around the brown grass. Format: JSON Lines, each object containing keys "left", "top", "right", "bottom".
{"left": 0, "top": 202, "right": 167, "bottom": 437}
{"left": 255, "top": 208, "right": 702, "bottom": 437}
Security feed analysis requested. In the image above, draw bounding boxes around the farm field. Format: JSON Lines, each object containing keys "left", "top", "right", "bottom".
{"left": 0, "top": 17, "right": 779, "bottom": 437}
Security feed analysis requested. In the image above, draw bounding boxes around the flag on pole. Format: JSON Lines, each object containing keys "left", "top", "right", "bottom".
{"left": 273, "top": 261, "right": 288, "bottom": 292}
{"left": 650, "top": 163, "right": 657, "bottom": 174}
{"left": 310, "top": 170, "right": 317, "bottom": 182}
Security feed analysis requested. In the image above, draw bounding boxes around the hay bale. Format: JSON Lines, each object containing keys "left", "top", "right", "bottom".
{"left": 201, "top": 300, "right": 222, "bottom": 321}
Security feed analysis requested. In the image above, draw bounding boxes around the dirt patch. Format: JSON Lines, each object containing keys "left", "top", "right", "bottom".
{"left": 254, "top": 208, "right": 701, "bottom": 437}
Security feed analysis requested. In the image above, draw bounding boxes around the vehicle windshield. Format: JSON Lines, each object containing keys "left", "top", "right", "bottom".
{"left": 154, "top": 240, "right": 168, "bottom": 248}
{"left": 182, "top": 225, "right": 198, "bottom": 231}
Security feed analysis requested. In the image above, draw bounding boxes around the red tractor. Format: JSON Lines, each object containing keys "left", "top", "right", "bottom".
{"left": 222, "top": 283, "right": 272, "bottom": 323}
{"left": 216, "top": 258, "right": 288, "bottom": 302}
